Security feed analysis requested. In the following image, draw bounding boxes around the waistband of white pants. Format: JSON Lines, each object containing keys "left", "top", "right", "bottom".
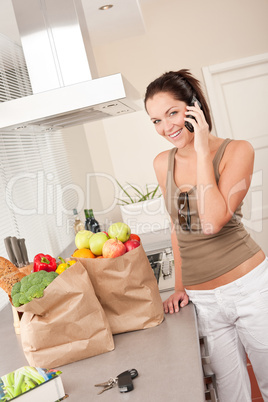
{"left": 185, "top": 256, "right": 268, "bottom": 298}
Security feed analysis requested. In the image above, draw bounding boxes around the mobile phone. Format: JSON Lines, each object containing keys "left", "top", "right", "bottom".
{"left": 184, "top": 95, "right": 202, "bottom": 133}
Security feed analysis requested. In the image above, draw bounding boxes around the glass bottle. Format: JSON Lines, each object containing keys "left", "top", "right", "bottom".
{"left": 84, "top": 209, "right": 101, "bottom": 233}
{"left": 73, "top": 209, "right": 84, "bottom": 234}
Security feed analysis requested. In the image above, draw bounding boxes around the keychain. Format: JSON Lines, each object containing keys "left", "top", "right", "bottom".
{"left": 95, "top": 368, "right": 138, "bottom": 394}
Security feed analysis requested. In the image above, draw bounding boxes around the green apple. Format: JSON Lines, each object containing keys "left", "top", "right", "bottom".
{"left": 108, "top": 222, "right": 131, "bottom": 243}
{"left": 89, "top": 232, "right": 109, "bottom": 256}
{"left": 75, "top": 230, "right": 93, "bottom": 249}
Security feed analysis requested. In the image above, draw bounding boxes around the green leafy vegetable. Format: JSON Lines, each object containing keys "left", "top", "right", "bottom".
{"left": 11, "top": 271, "right": 58, "bottom": 307}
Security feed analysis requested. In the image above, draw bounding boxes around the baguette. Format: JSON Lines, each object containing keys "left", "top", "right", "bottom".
{"left": 0, "top": 271, "right": 25, "bottom": 297}
{"left": 0, "top": 256, "right": 18, "bottom": 278}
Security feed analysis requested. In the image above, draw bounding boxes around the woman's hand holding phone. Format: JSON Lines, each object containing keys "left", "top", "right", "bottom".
{"left": 185, "top": 101, "right": 210, "bottom": 156}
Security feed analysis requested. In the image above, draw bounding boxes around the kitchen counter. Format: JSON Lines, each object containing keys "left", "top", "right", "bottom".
{"left": 0, "top": 292, "right": 205, "bottom": 402}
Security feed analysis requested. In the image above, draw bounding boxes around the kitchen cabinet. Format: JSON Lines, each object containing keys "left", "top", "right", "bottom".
{"left": 0, "top": 292, "right": 205, "bottom": 402}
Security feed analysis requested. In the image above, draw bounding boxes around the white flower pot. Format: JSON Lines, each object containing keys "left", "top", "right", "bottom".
{"left": 120, "top": 196, "right": 171, "bottom": 234}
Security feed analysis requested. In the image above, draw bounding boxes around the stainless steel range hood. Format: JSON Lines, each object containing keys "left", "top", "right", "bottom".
{"left": 0, "top": 0, "right": 140, "bottom": 131}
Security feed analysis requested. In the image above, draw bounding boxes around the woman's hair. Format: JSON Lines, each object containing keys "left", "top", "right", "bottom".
{"left": 144, "top": 69, "right": 212, "bottom": 131}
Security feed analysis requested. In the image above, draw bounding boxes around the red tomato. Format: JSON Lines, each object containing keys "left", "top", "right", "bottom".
{"left": 129, "top": 233, "right": 141, "bottom": 242}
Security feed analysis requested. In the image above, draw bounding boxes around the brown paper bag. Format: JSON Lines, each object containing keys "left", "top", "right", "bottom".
{"left": 16, "top": 261, "right": 114, "bottom": 368}
{"left": 75, "top": 245, "right": 164, "bottom": 334}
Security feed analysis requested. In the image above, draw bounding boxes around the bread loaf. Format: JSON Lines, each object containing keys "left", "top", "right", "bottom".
{"left": 0, "top": 271, "right": 25, "bottom": 297}
{"left": 0, "top": 256, "right": 18, "bottom": 278}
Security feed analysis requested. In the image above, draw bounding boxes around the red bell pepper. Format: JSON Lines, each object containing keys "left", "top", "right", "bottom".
{"left": 33, "top": 253, "right": 57, "bottom": 272}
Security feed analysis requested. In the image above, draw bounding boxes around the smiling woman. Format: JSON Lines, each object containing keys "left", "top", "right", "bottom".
{"left": 146, "top": 94, "right": 188, "bottom": 145}
{"left": 144, "top": 69, "right": 213, "bottom": 131}
{"left": 143, "top": 69, "right": 268, "bottom": 402}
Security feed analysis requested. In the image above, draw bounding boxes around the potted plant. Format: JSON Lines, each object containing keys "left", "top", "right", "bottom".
{"left": 116, "top": 181, "right": 170, "bottom": 234}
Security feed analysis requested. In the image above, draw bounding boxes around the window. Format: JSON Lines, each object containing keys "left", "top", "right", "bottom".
{"left": 0, "top": 129, "right": 76, "bottom": 260}
{"left": 0, "top": 35, "right": 77, "bottom": 308}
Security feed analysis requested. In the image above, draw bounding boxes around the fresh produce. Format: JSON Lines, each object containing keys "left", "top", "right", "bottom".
{"left": 1, "top": 366, "right": 61, "bottom": 399}
{"left": 89, "top": 232, "right": 109, "bottom": 256}
{"left": 33, "top": 254, "right": 57, "bottom": 273}
{"left": 102, "top": 238, "right": 126, "bottom": 258}
{"left": 75, "top": 230, "right": 93, "bottom": 249}
{"left": 124, "top": 239, "right": 140, "bottom": 252}
{"left": 72, "top": 248, "right": 95, "bottom": 258}
{"left": 129, "top": 233, "right": 141, "bottom": 242}
{"left": 71, "top": 223, "right": 141, "bottom": 259}
{"left": 11, "top": 270, "right": 58, "bottom": 307}
{"left": 108, "top": 222, "right": 131, "bottom": 243}
{"left": 55, "top": 257, "right": 76, "bottom": 274}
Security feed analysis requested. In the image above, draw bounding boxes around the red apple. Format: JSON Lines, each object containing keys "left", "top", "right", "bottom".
{"left": 102, "top": 238, "right": 126, "bottom": 258}
{"left": 124, "top": 239, "right": 140, "bottom": 252}
{"left": 129, "top": 233, "right": 141, "bottom": 243}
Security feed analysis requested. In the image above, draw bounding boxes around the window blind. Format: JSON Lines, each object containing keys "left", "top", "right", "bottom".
{"left": 0, "top": 35, "right": 78, "bottom": 309}
{"left": 0, "top": 33, "right": 32, "bottom": 101}
{"left": 0, "top": 129, "right": 77, "bottom": 261}
{"left": 0, "top": 34, "right": 77, "bottom": 262}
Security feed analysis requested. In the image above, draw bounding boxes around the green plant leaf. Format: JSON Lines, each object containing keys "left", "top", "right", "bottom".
{"left": 151, "top": 184, "right": 160, "bottom": 198}
{"left": 116, "top": 180, "right": 161, "bottom": 205}
{"left": 115, "top": 197, "right": 134, "bottom": 205}
{"left": 126, "top": 182, "right": 145, "bottom": 199}
{"left": 116, "top": 180, "right": 135, "bottom": 203}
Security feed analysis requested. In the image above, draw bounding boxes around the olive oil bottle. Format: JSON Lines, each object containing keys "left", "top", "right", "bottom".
{"left": 73, "top": 209, "right": 84, "bottom": 234}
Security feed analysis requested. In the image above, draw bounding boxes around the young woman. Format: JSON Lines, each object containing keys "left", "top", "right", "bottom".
{"left": 144, "top": 69, "right": 268, "bottom": 402}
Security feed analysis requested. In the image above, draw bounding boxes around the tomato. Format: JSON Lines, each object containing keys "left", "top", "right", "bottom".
{"left": 129, "top": 233, "right": 141, "bottom": 242}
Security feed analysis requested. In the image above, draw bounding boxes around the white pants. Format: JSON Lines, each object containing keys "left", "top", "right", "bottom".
{"left": 185, "top": 257, "right": 268, "bottom": 402}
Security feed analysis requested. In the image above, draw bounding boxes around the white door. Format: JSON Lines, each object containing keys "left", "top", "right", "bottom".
{"left": 203, "top": 53, "right": 268, "bottom": 255}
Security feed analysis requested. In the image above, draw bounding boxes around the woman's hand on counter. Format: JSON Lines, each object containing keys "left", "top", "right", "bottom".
{"left": 163, "top": 290, "right": 189, "bottom": 314}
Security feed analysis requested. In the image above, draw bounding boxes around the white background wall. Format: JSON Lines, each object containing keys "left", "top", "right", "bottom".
{"left": 64, "top": 0, "right": 268, "bottom": 226}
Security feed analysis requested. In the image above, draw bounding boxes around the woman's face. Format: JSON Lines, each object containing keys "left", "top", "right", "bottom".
{"left": 146, "top": 92, "right": 193, "bottom": 147}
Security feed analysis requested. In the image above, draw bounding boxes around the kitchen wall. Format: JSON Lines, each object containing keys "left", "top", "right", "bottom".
{"left": 2, "top": 0, "right": 266, "bottom": 229}
{"left": 65, "top": 0, "right": 268, "bottom": 225}
{"left": 62, "top": 124, "right": 104, "bottom": 219}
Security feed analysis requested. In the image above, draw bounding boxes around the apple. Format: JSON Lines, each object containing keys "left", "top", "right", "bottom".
{"left": 108, "top": 222, "right": 131, "bottom": 243}
{"left": 124, "top": 239, "right": 140, "bottom": 252}
{"left": 102, "top": 238, "right": 126, "bottom": 258}
{"left": 129, "top": 233, "right": 141, "bottom": 243}
{"left": 102, "top": 231, "right": 109, "bottom": 237}
{"left": 89, "top": 232, "right": 109, "bottom": 256}
{"left": 75, "top": 230, "right": 94, "bottom": 249}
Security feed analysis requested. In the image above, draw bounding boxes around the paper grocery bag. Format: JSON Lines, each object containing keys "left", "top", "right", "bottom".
{"left": 75, "top": 245, "right": 164, "bottom": 334}
{"left": 16, "top": 262, "right": 114, "bottom": 368}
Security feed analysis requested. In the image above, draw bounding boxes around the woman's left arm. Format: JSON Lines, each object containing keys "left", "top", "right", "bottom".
{"left": 185, "top": 103, "right": 255, "bottom": 234}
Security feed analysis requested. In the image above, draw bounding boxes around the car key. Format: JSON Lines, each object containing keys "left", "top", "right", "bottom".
{"left": 95, "top": 369, "right": 138, "bottom": 395}
{"left": 117, "top": 369, "right": 138, "bottom": 393}
{"left": 95, "top": 378, "right": 117, "bottom": 394}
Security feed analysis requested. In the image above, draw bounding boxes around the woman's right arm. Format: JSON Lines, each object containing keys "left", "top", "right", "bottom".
{"left": 153, "top": 152, "right": 189, "bottom": 314}
{"left": 163, "top": 223, "right": 189, "bottom": 313}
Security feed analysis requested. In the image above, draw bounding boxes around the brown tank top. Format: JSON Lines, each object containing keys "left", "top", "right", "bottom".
{"left": 165, "top": 138, "right": 261, "bottom": 286}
